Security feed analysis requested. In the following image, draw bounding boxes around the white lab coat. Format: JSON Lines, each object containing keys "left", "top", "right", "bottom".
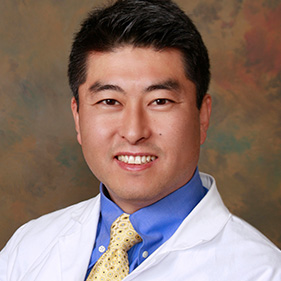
{"left": 0, "top": 173, "right": 280, "bottom": 281}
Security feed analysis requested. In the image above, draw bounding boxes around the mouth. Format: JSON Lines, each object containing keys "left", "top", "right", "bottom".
{"left": 116, "top": 155, "right": 157, "bottom": 165}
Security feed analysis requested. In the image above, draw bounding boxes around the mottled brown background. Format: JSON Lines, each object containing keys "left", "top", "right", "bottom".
{"left": 0, "top": 0, "right": 280, "bottom": 250}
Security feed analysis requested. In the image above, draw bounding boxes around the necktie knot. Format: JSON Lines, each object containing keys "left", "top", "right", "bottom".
{"left": 110, "top": 213, "right": 142, "bottom": 252}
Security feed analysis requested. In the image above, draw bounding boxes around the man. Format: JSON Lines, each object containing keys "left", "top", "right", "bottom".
{"left": 0, "top": 0, "right": 280, "bottom": 280}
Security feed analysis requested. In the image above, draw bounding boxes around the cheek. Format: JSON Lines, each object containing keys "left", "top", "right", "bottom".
{"left": 80, "top": 114, "right": 112, "bottom": 144}
{"left": 168, "top": 117, "right": 201, "bottom": 160}
{"left": 171, "top": 115, "right": 200, "bottom": 142}
{"left": 81, "top": 129, "right": 108, "bottom": 153}
{"left": 79, "top": 122, "right": 109, "bottom": 176}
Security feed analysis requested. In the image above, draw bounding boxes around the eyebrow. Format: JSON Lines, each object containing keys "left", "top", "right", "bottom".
{"left": 87, "top": 79, "right": 181, "bottom": 95}
{"left": 88, "top": 81, "right": 125, "bottom": 94}
{"left": 144, "top": 79, "right": 181, "bottom": 93}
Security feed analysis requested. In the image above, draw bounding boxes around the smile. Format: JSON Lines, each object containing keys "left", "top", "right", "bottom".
{"left": 117, "top": 155, "right": 156, "bottom": 165}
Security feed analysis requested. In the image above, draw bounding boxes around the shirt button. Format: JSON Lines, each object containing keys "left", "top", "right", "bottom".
{"left": 99, "top": 245, "right": 106, "bottom": 253}
{"left": 142, "top": 251, "right": 149, "bottom": 258}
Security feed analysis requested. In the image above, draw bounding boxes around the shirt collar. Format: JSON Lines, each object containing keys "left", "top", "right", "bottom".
{"left": 99, "top": 167, "right": 207, "bottom": 247}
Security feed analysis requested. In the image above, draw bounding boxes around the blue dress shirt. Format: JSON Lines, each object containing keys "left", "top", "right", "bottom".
{"left": 85, "top": 168, "right": 207, "bottom": 279}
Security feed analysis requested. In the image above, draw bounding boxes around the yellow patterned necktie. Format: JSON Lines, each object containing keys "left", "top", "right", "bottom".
{"left": 86, "top": 213, "right": 142, "bottom": 281}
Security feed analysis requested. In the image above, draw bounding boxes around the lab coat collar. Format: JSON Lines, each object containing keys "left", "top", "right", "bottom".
{"left": 58, "top": 195, "right": 101, "bottom": 281}
{"left": 165, "top": 172, "right": 231, "bottom": 250}
{"left": 126, "top": 173, "right": 231, "bottom": 279}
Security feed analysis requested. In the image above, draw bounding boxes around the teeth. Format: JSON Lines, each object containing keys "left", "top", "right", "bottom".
{"left": 128, "top": 156, "right": 134, "bottom": 164}
{"left": 135, "top": 156, "right": 141, "bottom": 164}
{"left": 117, "top": 155, "right": 156, "bottom": 164}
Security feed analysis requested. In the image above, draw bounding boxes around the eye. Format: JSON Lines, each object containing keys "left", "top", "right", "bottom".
{"left": 152, "top": 99, "right": 173, "bottom": 105}
{"left": 99, "top": 99, "right": 120, "bottom": 106}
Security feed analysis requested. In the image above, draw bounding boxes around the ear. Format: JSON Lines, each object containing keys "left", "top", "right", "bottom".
{"left": 199, "top": 94, "right": 212, "bottom": 145}
{"left": 71, "top": 97, "right": 82, "bottom": 145}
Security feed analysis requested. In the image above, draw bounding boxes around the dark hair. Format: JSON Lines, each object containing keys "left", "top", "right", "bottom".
{"left": 68, "top": 0, "right": 210, "bottom": 110}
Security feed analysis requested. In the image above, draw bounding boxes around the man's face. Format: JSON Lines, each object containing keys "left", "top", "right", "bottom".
{"left": 71, "top": 46, "right": 211, "bottom": 213}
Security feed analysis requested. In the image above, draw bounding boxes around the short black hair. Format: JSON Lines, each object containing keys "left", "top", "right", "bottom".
{"left": 68, "top": 0, "right": 210, "bottom": 110}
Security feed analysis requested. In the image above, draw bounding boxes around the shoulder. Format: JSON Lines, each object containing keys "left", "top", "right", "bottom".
{"left": 0, "top": 195, "right": 101, "bottom": 279}
{"left": 223, "top": 214, "right": 280, "bottom": 257}
{"left": 199, "top": 172, "right": 279, "bottom": 257}
{"left": 212, "top": 214, "right": 281, "bottom": 279}
{"left": 0, "top": 195, "right": 100, "bottom": 255}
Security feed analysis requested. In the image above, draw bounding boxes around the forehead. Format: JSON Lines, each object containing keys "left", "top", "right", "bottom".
{"left": 84, "top": 46, "right": 187, "bottom": 82}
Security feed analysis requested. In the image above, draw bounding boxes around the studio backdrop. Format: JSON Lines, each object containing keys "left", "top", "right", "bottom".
{"left": 0, "top": 0, "right": 280, "bottom": 249}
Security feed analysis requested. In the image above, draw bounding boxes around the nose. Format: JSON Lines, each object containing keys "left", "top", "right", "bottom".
{"left": 119, "top": 104, "right": 151, "bottom": 145}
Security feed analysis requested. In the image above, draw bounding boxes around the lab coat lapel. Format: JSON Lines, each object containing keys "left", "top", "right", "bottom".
{"left": 59, "top": 196, "right": 101, "bottom": 281}
{"left": 124, "top": 173, "right": 230, "bottom": 280}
